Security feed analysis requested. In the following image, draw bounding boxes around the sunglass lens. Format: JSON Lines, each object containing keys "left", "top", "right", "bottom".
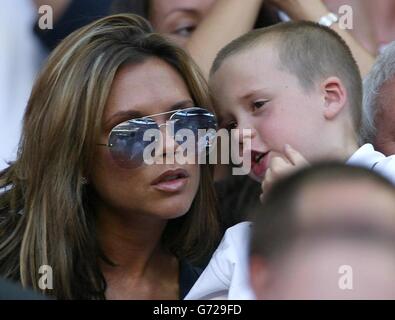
{"left": 173, "top": 107, "right": 217, "bottom": 152}
{"left": 108, "top": 119, "right": 157, "bottom": 169}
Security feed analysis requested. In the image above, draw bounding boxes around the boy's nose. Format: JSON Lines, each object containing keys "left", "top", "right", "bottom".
{"left": 229, "top": 126, "right": 255, "bottom": 161}
{"left": 231, "top": 125, "right": 256, "bottom": 145}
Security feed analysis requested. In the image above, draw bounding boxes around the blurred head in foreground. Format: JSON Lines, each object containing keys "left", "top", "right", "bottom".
{"left": 250, "top": 162, "right": 395, "bottom": 299}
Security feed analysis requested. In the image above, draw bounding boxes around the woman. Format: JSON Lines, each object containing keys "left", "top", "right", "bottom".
{"left": 0, "top": 14, "right": 219, "bottom": 300}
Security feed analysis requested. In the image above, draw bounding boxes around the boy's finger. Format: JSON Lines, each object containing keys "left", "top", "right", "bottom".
{"left": 260, "top": 180, "right": 265, "bottom": 201}
{"left": 270, "top": 156, "right": 289, "bottom": 168}
{"left": 264, "top": 168, "right": 273, "bottom": 185}
{"left": 284, "top": 144, "right": 306, "bottom": 165}
{"left": 269, "top": 157, "right": 286, "bottom": 176}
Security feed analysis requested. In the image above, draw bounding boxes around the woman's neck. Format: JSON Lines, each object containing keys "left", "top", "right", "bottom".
{"left": 96, "top": 205, "right": 179, "bottom": 299}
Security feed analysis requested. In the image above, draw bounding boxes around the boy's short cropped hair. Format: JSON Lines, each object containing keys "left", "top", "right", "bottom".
{"left": 211, "top": 21, "right": 363, "bottom": 131}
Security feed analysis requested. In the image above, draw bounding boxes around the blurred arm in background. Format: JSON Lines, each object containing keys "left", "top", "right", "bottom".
{"left": 266, "top": 0, "right": 375, "bottom": 77}
{"left": 183, "top": 0, "right": 264, "bottom": 79}
{"left": 184, "top": 0, "right": 376, "bottom": 78}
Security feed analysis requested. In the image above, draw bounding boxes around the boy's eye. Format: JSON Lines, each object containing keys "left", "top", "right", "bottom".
{"left": 173, "top": 25, "right": 196, "bottom": 37}
{"left": 252, "top": 100, "right": 269, "bottom": 111}
{"left": 225, "top": 121, "right": 238, "bottom": 131}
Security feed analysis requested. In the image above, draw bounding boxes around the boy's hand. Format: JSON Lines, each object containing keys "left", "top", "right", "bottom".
{"left": 260, "top": 144, "right": 309, "bottom": 202}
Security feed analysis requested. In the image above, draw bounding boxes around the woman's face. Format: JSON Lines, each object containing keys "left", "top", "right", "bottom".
{"left": 150, "top": 0, "right": 216, "bottom": 48}
{"left": 91, "top": 57, "right": 201, "bottom": 220}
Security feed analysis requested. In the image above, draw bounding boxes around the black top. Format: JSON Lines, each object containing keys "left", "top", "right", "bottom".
{"left": 179, "top": 260, "right": 202, "bottom": 300}
{"left": 0, "top": 263, "right": 200, "bottom": 300}
{"left": 215, "top": 174, "right": 262, "bottom": 232}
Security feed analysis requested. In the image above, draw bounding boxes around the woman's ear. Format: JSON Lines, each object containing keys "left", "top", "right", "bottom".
{"left": 321, "top": 77, "right": 347, "bottom": 120}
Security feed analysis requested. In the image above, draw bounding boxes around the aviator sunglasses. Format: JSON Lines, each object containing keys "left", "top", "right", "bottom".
{"left": 97, "top": 107, "right": 218, "bottom": 169}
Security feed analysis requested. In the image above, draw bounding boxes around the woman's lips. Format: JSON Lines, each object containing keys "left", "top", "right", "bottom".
{"left": 151, "top": 169, "right": 190, "bottom": 193}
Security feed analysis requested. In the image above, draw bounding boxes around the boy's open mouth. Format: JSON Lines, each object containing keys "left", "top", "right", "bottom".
{"left": 251, "top": 150, "right": 269, "bottom": 179}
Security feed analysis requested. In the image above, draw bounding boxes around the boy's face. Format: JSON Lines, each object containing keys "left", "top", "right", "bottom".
{"left": 210, "top": 44, "right": 328, "bottom": 182}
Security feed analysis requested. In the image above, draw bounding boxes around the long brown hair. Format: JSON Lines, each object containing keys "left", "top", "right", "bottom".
{"left": 0, "top": 14, "right": 219, "bottom": 299}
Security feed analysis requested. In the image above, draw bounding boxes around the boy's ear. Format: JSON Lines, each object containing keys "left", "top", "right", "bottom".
{"left": 321, "top": 77, "right": 347, "bottom": 120}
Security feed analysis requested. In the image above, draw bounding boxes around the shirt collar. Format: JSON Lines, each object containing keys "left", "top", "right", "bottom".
{"left": 346, "top": 144, "right": 386, "bottom": 170}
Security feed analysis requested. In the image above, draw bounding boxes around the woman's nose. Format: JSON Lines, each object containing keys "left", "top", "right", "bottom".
{"left": 158, "top": 122, "right": 179, "bottom": 158}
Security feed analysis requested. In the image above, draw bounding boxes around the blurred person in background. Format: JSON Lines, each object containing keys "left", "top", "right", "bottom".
{"left": 361, "top": 41, "right": 395, "bottom": 156}
{"left": 324, "top": 0, "right": 395, "bottom": 54}
{"left": 0, "top": 0, "right": 46, "bottom": 171}
{"left": 0, "top": 0, "right": 112, "bottom": 171}
{"left": 115, "top": 0, "right": 376, "bottom": 78}
{"left": 145, "top": 0, "right": 375, "bottom": 78}
{"left": 0, "top": 0, "right": 101, "bottom": 170}
{"left": 34, "top": 0, "right": 279, "bottom": 77}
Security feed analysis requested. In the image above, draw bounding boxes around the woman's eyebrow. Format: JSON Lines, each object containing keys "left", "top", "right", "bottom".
{"left": 105, "top": 110, "right": 142, "bottom": 129}
{"left": 167, "top": 99, "right": 195, "bottom": 112}
{"left": 238, "top": 88, "right": 270, "bottom": 102}
{"left": 165, "top": 8, "right": 197, "bottom": 20}
{"left": 105, "top": 99, "right": 194, "bottom": 128}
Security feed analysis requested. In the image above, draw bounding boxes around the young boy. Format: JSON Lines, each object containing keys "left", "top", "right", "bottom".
{"left": 185, "top": 21, "right": 395, "bottom": 300}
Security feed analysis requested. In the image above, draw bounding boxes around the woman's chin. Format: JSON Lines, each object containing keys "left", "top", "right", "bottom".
{"left": 155, "top": 200, "right": 194, "bottom": 220}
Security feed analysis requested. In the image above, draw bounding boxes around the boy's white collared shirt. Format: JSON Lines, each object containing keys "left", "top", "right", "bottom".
{"left": 185, "top": 144, "right": 395, "bottom": 300}
{"left": 346, "top": 144, "right": 395, "bottom": 184}
{"left": 185, "top": 222, "right": 254, "bottom": 300}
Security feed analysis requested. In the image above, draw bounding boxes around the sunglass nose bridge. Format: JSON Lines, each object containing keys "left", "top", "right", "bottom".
{"left": 157, "top": 119, "right": 179, "bottom": 137}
